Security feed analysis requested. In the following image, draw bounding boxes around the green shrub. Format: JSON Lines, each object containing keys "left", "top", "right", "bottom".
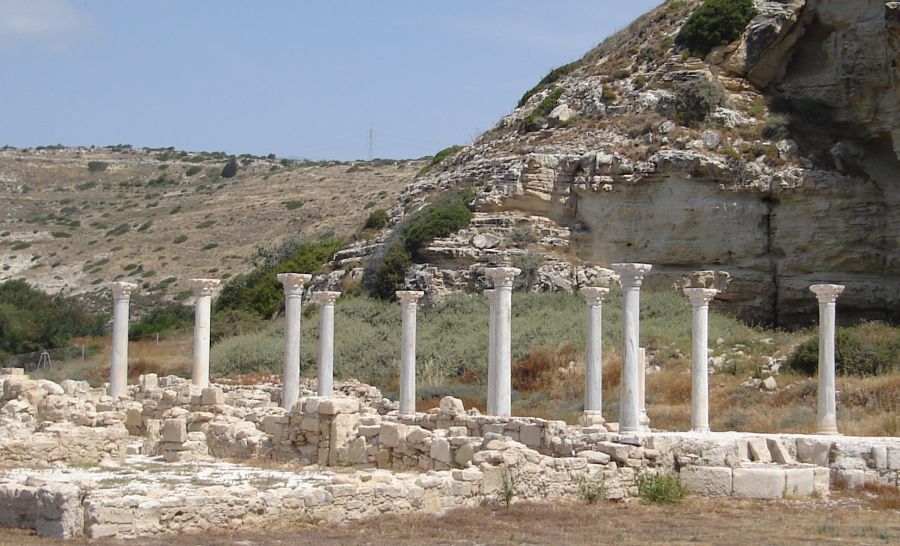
{"left": 522, "top": 87, "right": 565, "bottom": 133}
{"left": 675, "top": 0, "right": 757, "bottom": 56}
{"left": 129, "top": 303, "right": 194, "bottom": 338}
{"left": 787, "top": 323, "right": 900, "bottom": 377}
{"left": 211, "top": 309, "right": 267, "bottom": 342}
{"left": 172, "top": 234, "right": 188, "bottom": 244}
{"left": 106, "top": 223, "right": 130, "bottom": 237}
{"left": 50, "top": 231, "right": 71, "bottom": 238}
{"left": 11, "top": 242, "right": 31, "bottom": 251}
{"left": 417, "top": 145, "right": 463, "bottom": 176}
{"left": 202, "top": 242, "right": 219, "bottom": 250}
{"left": 672, "top": 78, "right": 725, "bottom": 126}
{"left": 637, "top": 472, "right": 685, "bottom": 505}
{"left": 284, "top": 200, "right": 303, "bottom": 211}
{"left": 0, "top": 279, "right": 105, "bottom": 354}
{"left": 518, "top": 60, "right": 581, "bottom": 108}
{"left": 185, "top": 165, "right": 203, "bottom": 177}
{"left": 196, "top": 220, "right": 216, "bottom": 229}
{"left": 363, "top": 209, "right": 389, "bottom": 230}
{"left": 211, "top": 328, "right": 283, "bottom": 375}
{"left": 87, "top": 161, "right": 108, "bottom": 173}
{"left": 220, "top": 157, "right": 238, "bottom": 178}
{"left": 402, "top": 189, "right": 474, "bottom": 256}
{"left": 370, "top": 243, "right": 412, "bottom": 300}
{"left": 215, "top": 237, "right": 343, "bottom": 319}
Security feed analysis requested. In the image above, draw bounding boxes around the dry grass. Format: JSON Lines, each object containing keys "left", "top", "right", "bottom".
{"left": 1, "top": 496, "right": 896, "bottom": 545}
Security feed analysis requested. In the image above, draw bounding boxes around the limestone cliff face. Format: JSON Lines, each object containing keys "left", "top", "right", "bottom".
{"left": 371, "top": 0, "right": 899, "bottom": 326}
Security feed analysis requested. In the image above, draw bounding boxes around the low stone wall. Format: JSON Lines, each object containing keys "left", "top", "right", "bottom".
{"left": 0, "top": 479, "right": 84, "bottom": 539}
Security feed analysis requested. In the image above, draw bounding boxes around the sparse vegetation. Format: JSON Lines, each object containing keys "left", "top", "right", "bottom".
{"left": 522, "top": 87, "right": 565, "bottom": 133}
{"left": 418, "top": 145, "right": 463, "bottom": 176}
{"left": 87, "top": 161, "right": 108, "bottom": 173}
{"left": 172, "top": 234, "right": 188, "bottom": 244}
{"left": 577, "top": 474, "right": 607, "bottom": 504}
{"left": 637, "top": 472, "right": 685, "bottom": 505}
{"left": 787, "top": 322, "right": 900, "bottom": 377}
{"left": 675, "top": 0, "right": 757, "bottom": 57}
{"left": 129, "top": 303, "right": 194, "bottom": 339}
{"left": 185, "top": 165, "right": 202, "bottom": 177}
{"left": 672, "top": 77, "right": 725, "bottom": 126}
{"left": 220, "top": 157, "right": 239, "bottom": 178}
{"left": 284, "top": 200, "right": 303, "bottom": 211}
{"left": 363, "top": 208, "right": 389, "bottom": 231}
{"left": 518, "top": 60, "right": 582, "bottom": 108}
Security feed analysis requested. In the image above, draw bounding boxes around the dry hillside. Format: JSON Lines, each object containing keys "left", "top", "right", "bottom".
{"left": 0, "top": 145, "right": 423, "bottom": 306}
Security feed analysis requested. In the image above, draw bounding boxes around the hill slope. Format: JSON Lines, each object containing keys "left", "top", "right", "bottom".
{"left": 0, "top": 145, "right": 423, "bottom": 307}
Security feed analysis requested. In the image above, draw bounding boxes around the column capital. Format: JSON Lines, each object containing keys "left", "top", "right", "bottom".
{"left": 484, "top": 288, "right": 497, "bottom": 303}
{"left": 109, "top": 281, "right": 138, "bottom": 300}
{"left": 485, "top": 267, "right": 521, "bottom": 289}
{"left": 684, "top": 287, "right": 718, "bottom": 306}
{"left": 580, "top": 286, "right": 610, "bottom": 306}
{"left": 810, "top": 284, "right": 844, "bottom": 304}
{"left": 311, "top": 291, "right": 341, "bottom": 306}
{"left": 189, "top": 278, "right": 221, "bottom": 297}
{"left": 611, "top": 263, "right": 652, "bottom": 288}
{"left": 277, "top": 273, "right": 312, "bottom": 296}
{"left": 396, "top": 290, "right": 424, "bottom": 305}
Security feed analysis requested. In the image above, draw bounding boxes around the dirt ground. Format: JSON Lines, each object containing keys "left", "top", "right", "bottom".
{"left": 1, "top": 495, "right": 897, "bottom": 546}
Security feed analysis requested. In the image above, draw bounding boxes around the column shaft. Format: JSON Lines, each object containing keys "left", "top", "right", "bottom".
{"left": 810, "top": 284, "right": 843, "bottom": 435}
{"left": 485, "top": 290, "right": 497, "bottom": 415}
{"left": 485, "top": 268, "right": 520, "bottom": 418}
{"left": 397, "top": 291, "right": 424, "bottom": 416}
{"left": 190, "top": 279, "right": 220, "bottom": 389}
{"left": 638, "top": 347, "right": 650, "bottom": 432}
{"left": 108, "top": 282, "right": 136, "bottom": 398}
{"left": 313, "top": 291, "right": 340, "bottom": 397}
{"left": 278, "top": 273, "right": 311, "bottom": 411}
{"left": 611, "top": 263, "right": 651, "bottom": 434}
{"left": 580, "top": 287, "right": 608, "bottom": 426}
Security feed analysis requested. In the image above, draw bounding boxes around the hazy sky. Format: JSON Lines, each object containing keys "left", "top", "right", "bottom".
{"left": 1, "top": 0, "right": 661, "bottom": 160}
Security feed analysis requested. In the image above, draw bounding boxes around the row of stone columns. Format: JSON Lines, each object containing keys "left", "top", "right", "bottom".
{"left": 107, "top": 271, "right": 847, "bottom": 435}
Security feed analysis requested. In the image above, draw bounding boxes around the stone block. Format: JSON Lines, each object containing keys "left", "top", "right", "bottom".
{"left": 455, "top": 442, "right": 474, "bottom": 466}
{"left": 406, "top": 426, "right": 431, "bottom": 445}
{"left": 784, "top": 468, "right": 815, "bottom": 497}
{"left": 576, "top": 450, "right": 611, "bottom": 465}
{"left": 200, "top": 387, "right": 224, "bottom": 406}
{"left": 872, "top": 446, "right": 887, "bottom": 470}
{"left": 318, "top": 398, "right": 360, "bottom": 415}
{"left": 679, "top": 466, "right": 732, "bottom": 496}
{"left": 746, "top": 437, "right": 772, "bottom": 463}
{"left": 0, "top": 367, "right": 24, "bottom": 375}
{"left": 595, "top": 441, "right": 630, "bottom": 464}
{"left": 732, "top": 468, "right": 785, "bottom": 499}
{"left": 430, "top": 437, "right": 452, "bottom": 464}
{"left": 520, "top": 424, "right": 542, "bottom": 447}
{"left": 379, "top": 422, "right": 408, "bottom": 448}
{"left": 796, "top": 438, "right": 831, "bottom": 466}
{"left": 813, "top": 467, "right": 830, "bottom": 496}
{"left": 162, "top": 419, "right": 187, "bottom": 443}
{"left": 766, "top": 438, "right": 795, "bottom": 464}
{"left": 125, "top": 408, "right": 143, "bottom": 428}
{"left": 888, "top": 447, "right": 900, "bottom": 470}
{"left": 139, "top": 373, "right": 158, "bottom": 390}
{"left": 438, "top": 396, "right": 465, "bottom": 415}
{"left": 833, "top": 468, "right": 872, "bottom": 489}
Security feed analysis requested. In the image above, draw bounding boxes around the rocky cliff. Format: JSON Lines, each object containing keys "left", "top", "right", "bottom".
{"left": 358, "top": 0, "right": 899, "bottom": 326}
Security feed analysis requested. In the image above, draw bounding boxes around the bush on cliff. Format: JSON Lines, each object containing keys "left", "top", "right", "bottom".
{"left": 675, "top": 0, "right": 757, "bottom": 57}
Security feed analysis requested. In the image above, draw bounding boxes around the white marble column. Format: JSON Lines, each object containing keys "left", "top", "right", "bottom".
{"left": 485, "top": 267, "right": 520, "bottom": 417}
{"left": 189, "top": 278, "right": 220, "bottom": 389}
{"left": 579, "top": 287, "right": 609, "bottom": 427}
{"left": 638, "top": 347, "right": 650, "bottom": 432}
{"left": 684, "top": 288, "right": 718, "bottom": 433}
{"left": 485, "top": 289, "right": 497, "bottom": 415}
{"left": 610, "top": 263, "right": 652, "bottom": 434}
{"left": 108, "top": 281, "right": 137, "bottom": 398}
{"left": 312, "top": 291, "right": 341, "bottom": 397}
{"left": 277, "top": 273, "right": 312, "bottom": 411}
{"left": 810, "top": 284, "right": 844, "bottom": 435}
{"left": 397, "top": 291, "right": 424, "bottom": 416}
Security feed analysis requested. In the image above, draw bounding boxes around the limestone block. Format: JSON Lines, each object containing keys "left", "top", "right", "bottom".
{"left": 746, "top": 437, "right": 772, "bottom": 463}
{"left": 438, "top": 396, "right": 464, "bottom": 415}
{"left": 766, "top": 438, "right": 795, "bottom": 464}
{"left": 37, "top": 380, "right": 64, "bottom": 396}
{"left": 520, "top": 424, "right": 542, "bottom": 447}
{"left": 576, "top": 450, "right": 611, "bottom": 465}
{"left": 125, "top": 408, "right": 143, "bottom": 428}
{"left": 318, "top": 398, "right": 360, "bottom": 415}
{"left": 833, "top": 469, "right": 872, "bottom": 489}
{"left": 0, "top": 367, "right": 24, "bottom": 375}
{"left": 813, "top": 467, "right": 830, "bottom": 496}
{"left": 201, "top": 387, "right": 224, "bottom": 406}
{"left": 595, "top": 441, "right": 630, "bottom": 464}
{"left": 430, "top": 437, "right": 452, "bottom": 464}
{"left": 139, "top": 373, "right": 158, "bottom": 390}
{"left": 796, "top": 438, "right": 831, "bottom": 466}
{"left": 405, "top": 426, "right": 431, "bottom": 445}
{"left": 358, "top": 425, "right": 381, "bottom": 437}
{"left": 732, "top": 468, "right": 785, "bottom": 499}
{"left": 872, "top": 446, "right": 887, "bottom": 470}
{"left": 679, "top": 466, "right": 733, "bottom": 496}
{"left": 784, "top": 468, "right": 815, "bottom": 497}
{"left": 455, "top": 443, "right": 475, "bottom": 466}
{"left": 448, "top": 426, "right": 467, "bottom": 437}
{"left": 379, "top": 422, "right": 408, "bottom": 448}
{"left": 162, "top": 419, "right": 187, "bottom": 443}
{"left": 888, "top": 447, "right": 900, "bottom": 470}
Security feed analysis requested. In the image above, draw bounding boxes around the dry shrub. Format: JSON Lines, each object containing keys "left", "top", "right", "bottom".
{"left": 513, "top": 344, "right": 579, "bottom": 392}
{"left": 861, "top": 482, "right": 900, "bottom": 510}
{"left": 647, "top": 366, "right": 692, "bottom": 405}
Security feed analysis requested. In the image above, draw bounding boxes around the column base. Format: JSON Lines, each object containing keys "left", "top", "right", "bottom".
{"left": 639, "top": 412, "right": 650, "bottom": 433}
{"left": 691, "top": 426, "right": 711, "bottom": 434}
{"left": 816, "top": 426, "right": 840, "bottom": 435}
{"left": 579, "top": 411, "right": 605, "bottom": 427}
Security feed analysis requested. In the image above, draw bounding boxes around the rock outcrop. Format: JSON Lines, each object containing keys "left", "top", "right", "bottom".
{"left": 356, "top": 0, "right": 899, "bottom": 326}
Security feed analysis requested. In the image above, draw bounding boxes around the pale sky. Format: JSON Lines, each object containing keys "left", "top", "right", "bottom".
{"left": 0, "top": 0, "right": 662, "bottom": 160}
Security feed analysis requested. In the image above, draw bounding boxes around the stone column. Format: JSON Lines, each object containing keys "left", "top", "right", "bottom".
{"left": 485, "top": 289, "right": 497, "bottom": 415}
{"left": 810, "top": 284, "right": 845, "bottom": 435}
{"left": 189, "top": 278, "right": 220, "bottom": 389}
{"left": 610, "top": 263, "right": 652, "bottom": 434}
{"left": 397, "top": 291, "right": 424, "bottom": 416}
{"left": 485, "top": 267, "right": 520, "bottom": 417}
{"left": 108, "top": 281, "right": 137, "bottom": 398}
{"left": 638, "top": 347, "right": 650, "bottom": 432}
{"left": 277, "top": 273, "right": 312, "bottom": 411}
{"left": 313, "top": 291, "right": 341, "bottom": 397}
{"left": 579, "top": 287, "right": 609, "bottom": 427}
{"left": 684, "top": 288, "right": 718, "bottom": 433}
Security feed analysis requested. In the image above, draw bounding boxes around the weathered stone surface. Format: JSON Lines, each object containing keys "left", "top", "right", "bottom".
{"left": 679, "top": 466, "right": 733, "bottom": 497}
{"left": 733, "top": 468, "right": 785, "bottom": 500}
